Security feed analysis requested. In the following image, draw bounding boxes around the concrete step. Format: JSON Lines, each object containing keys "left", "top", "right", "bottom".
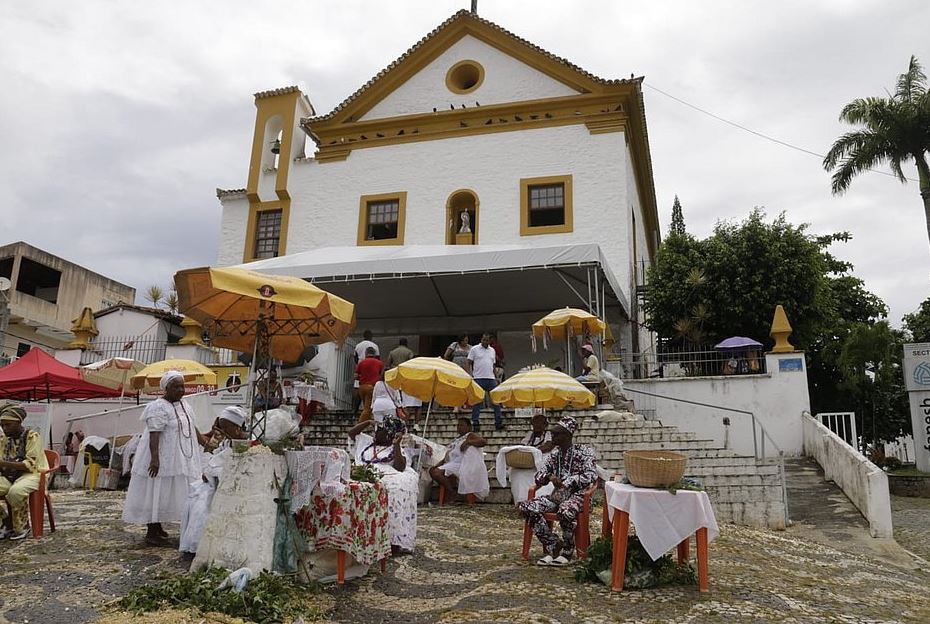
{"left": 301, "top": 408, "right": 788, "bottom": 530}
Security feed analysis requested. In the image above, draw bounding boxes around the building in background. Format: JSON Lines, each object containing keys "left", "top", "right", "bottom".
{"left": 214, "top": 10, "right": 660, "bottom": 401}
{"left": 0, "top": 241, "right": 135, "bottom": 360}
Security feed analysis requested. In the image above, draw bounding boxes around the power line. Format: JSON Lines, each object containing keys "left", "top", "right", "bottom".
{"left": 644, "top": 82, "right": 919, "bottom": 183}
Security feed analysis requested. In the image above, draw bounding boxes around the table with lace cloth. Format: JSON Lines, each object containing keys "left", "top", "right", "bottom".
{"left": 293, "top": 480, "right": 391, "bottom": 566}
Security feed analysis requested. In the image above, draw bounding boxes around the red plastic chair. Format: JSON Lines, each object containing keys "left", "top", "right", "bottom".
{"left": 29, "top": 449, "right": 59, "bottom": 538}
{"left": 521, "top": 480, "right": 598, "bottom": 560}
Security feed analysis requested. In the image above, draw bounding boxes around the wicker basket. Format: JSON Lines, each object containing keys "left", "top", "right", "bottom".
{"left": 505, "top": 449, "right": 537, "bottom": 469}
{"left": 624, "top": 450, "right": 687, "bottom": 488}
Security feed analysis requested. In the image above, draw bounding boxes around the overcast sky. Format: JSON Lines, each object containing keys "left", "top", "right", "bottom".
{"left": 1, "top": 1, "right": 928, "bottom": 326}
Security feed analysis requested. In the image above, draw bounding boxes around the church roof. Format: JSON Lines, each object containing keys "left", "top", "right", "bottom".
{"left": 307, "top": 9, "right": 639, "bottom": 124}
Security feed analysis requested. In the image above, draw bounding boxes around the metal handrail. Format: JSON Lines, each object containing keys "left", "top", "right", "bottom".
{"left": 620, "top": 385, "right": 789, "bottom": 525}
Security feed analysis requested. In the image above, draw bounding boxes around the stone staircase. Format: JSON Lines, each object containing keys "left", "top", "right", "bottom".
{"left": 302, "top": 409, "right": 787, "bottom": 529}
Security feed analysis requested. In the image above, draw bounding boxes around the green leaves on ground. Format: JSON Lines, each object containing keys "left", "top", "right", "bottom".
{"left": 117, "top": 567, "right": 328, "bottom": 623}
{"left": 575, "top": 535, "right": 696, "bottom": 589}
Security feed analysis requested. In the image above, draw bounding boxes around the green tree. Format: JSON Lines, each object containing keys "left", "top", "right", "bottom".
{"left": 165, "top": 290, "right": 179, "bottom": 315}
{"left": 144, "top": 285, "right": 164, "bottom": 308}
{"left": 669, "top": 195, "right": 686, "bottom": 236}
{"left": 835, "top": 322, "right": 910, "bottom": 445}
{"left": 823, "top": 56, "right": 930, "bottom": 248}
{"left": 644, "top": 209, "right": 832, "bottom": 349}
{"left": 903, "top": 296, "right": 930, "bottom": 342}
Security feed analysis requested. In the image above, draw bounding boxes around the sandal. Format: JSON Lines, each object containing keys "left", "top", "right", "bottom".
{"left": 536, "top": 554, "right": 554, "bottom": 566}
{"left": 550, "top": 555, "right": 571, "bottom": 567}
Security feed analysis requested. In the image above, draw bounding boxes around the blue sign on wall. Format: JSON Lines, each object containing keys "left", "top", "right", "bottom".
{"left": 778, "top": 357, "right": 804, "bottom": 372}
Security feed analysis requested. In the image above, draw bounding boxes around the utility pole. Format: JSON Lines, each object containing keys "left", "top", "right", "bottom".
{"left": 471, "top": 0, "right": 478, "bottom": 14}
{"left": 0, "top": 277, "right": 11, "bottom": 363}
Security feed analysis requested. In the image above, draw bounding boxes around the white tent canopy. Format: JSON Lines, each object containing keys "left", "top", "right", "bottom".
{"left": 239, "top": 243, "right": 628, "bottom": 334}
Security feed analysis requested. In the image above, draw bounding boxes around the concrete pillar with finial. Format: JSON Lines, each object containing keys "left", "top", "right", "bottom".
{"left": 769, "top": 305, "right": 795, "bottom": 353}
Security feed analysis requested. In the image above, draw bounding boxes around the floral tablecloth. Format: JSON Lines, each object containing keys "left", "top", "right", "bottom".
{"left": 294, "top": 481, "right": 391, "bottom": 565}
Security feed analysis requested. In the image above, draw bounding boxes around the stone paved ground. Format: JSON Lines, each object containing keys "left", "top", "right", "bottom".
{"left": 2, "top": 490, "right": 930, "bottom": 624}
{"left": 891, "top": 495, "right": 930, "bottom": 563}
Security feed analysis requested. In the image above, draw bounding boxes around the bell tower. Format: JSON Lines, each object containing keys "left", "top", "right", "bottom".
{"left": 242, "top": 87, "right": 314, "bottom": 261}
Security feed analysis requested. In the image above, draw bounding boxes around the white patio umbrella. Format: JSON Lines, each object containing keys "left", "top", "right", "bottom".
{"left": 79, "top": 357, "right": 145, "bottom": 465}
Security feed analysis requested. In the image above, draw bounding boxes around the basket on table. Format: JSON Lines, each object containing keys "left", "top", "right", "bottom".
{"left": 624, "top": 450, "right": 687, "bottom": 488}
{"left": 505, "top": 449, "right": 538, "bottom": 469}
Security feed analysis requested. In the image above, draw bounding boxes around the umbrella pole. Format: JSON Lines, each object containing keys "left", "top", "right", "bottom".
{"left": 566, "top": 332, "right": 572, "bottom": 377}
{"left": 246, "top": 334, "right": 259, "bottom": 437}
{"left": 109, "top": 371, "right": 128, "bottom": 467}
{"left": 421, "top": 377, "right": 437, "bottom": 440}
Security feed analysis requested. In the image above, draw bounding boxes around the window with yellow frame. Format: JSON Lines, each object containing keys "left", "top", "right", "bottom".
{"left": 357, "top": 192, "right": 407, "bottom": 246}
{"left": 520, "top": 175, "right": 573, "bottom": 236}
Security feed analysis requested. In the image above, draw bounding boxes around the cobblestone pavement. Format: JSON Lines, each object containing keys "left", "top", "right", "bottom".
{"left": 2, "top": 490, "right": 930, "bottom": 624}
{"left": 891, "top": 495, "right": 930, "bottom": 563}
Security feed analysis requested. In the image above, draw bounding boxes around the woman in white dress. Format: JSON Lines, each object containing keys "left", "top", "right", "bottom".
{"left": 370, "top": 378, "right": 401, "bottom": 423}
{"left": 347, "top": 415, "right": 418, "bottom": 554}
{"left": 428, "top": 417, "right": 490, "bottom": 500}
{"left": 122, "top": 371, "right": 204, "bottom": 546}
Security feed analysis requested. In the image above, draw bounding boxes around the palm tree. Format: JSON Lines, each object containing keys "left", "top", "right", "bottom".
{"left": 145, "top": 285, "right": 164, "bottom": 308}
{"left": 823, "top": 56, "right": 930, "bottom": 248}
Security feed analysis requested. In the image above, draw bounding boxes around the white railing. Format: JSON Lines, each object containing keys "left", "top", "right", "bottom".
{"left": 801, "top": 411, "right": 892, "bottom": 538}
{"left": 621, "top": 385, "right": 789, "bottom": 526}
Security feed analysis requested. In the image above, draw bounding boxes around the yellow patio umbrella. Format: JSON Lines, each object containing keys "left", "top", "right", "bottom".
{"left": 385, "top": 357, "right": 485, "bottom": 438}
{"left": 531, "top": 307, "right": 607, "bottom": 375}
{"left": 174, "top": 266, "right": 356, "bottom": 362}
{"left": 130, "top": 358, "right": 217, "bottom": 391}
{"left": 490, "top": 366, "right": 595, "bottom": 410}
{"left": 532, "top": 307, "right": 606, "bottom": 349}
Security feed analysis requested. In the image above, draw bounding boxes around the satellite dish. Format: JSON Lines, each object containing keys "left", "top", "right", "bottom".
{"left": 0, "top": 277, "right": 10, "bottom": 292}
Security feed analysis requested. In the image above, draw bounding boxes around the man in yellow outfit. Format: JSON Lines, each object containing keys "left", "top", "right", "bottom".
{"left": 0, "top": 402, "right": 48, "bottom": 540}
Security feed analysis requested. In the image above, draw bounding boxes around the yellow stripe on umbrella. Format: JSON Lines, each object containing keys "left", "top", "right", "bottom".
{"left": 385, "top": 357, "right": 485, "bottom": 407}
{"left": 130, "top": 359, "right": 217, "bottom": 391}
{"left": 490, "top": 366, "right": 595, "bottom": 409}
{"left": 532, "top": 307, "right": 606, "bottom": 348}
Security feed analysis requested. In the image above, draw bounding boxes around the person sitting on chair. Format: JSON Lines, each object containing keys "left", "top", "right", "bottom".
{"left": 521, "top": 412, "right": 554, "bottom": 453}
{"left": 0, "top": 403, "right": 49, "bottom": 540}
{"left": 575, "top": 344, "right": 600, "bottom": 382}
{"left": 519, "top": 416, "right": 597, "bottom": 567}
{"left": 254, "top": 369, "right": 284, "bottom": 410}
{"left": 429, "top": 418, "right": 489, "bottom": 502}
{"left": 348, "top": 415, "right": 419, "bottom": 554}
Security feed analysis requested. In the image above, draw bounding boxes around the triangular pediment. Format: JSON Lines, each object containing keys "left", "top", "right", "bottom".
{"left": 308, "top": 10, "right": 631, "bottom": 126}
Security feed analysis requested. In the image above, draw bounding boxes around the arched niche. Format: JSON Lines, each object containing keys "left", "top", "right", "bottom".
{"left": 446, "top": 189, "right": 479, "bottom": 245}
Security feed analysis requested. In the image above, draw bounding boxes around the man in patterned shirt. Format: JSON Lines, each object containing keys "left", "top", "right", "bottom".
{"left": 519, "top": 415, "right": 597, "bottom": 566}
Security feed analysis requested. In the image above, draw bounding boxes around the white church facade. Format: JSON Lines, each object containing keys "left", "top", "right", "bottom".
{"left": 215, "top": 10, "right": 660, "bottom": 385}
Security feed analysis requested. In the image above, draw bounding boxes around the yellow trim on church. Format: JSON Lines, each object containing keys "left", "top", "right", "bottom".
{"left": 356, "top": 192, "right": 408, "bottom": 247}
{"left": 519, "top": 174, "right": 573, "bottom": 236}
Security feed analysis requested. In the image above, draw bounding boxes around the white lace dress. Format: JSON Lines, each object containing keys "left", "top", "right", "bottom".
{"left": 122, "top": 398, "right": 202, "bottom": 524}
{"left": 350, "top": 433, "right": 418, "bottom": 551}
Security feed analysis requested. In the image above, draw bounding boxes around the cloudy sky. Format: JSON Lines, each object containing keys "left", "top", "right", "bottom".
{"left": 1, "top": 1, "right": 928, "bottom": 324}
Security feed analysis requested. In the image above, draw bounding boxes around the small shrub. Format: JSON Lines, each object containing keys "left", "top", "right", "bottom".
{"left": 883, "top": 456, "right": 903, "bottom": 471}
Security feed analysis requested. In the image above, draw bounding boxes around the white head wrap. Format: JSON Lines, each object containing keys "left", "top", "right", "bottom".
{"left": 160, "top": 370, "right": 185, "bottom": 390}
{"left": 219, "top": 406, "right": 247, "bottom": 427}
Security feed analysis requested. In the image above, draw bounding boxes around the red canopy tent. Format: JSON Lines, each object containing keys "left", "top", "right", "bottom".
{"left": 0, "top": 348, "right": 123, "bottom": 401}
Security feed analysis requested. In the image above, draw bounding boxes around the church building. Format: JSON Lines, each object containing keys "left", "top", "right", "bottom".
{"left": 215, "top": 9, "right": 660, "bottom": 397}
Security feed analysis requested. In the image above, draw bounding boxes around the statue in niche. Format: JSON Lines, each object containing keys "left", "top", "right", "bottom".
{"left": 458, "top": 210, "right": 472, "bottom": 234}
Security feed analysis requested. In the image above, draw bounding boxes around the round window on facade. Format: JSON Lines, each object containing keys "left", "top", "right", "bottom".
{"left": 446, "top": 60, "right": 485, "bottom": 94}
